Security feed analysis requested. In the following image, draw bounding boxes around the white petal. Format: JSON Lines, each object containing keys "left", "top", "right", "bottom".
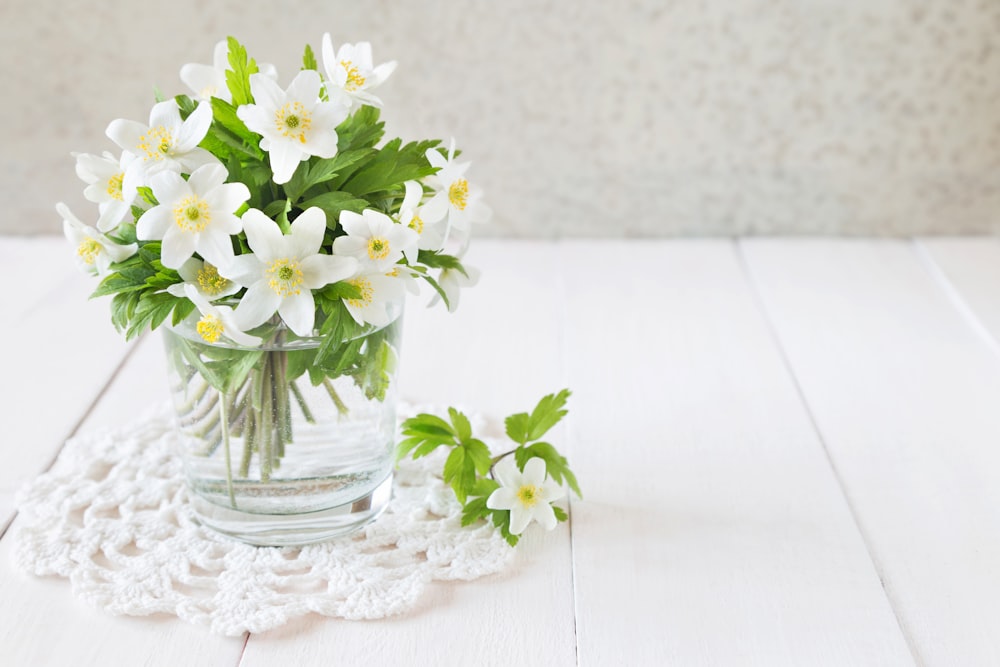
{"left": 287, "top": 208, "right": 327, "bottom": 258}
{"left": 240, "top": 209, "right": 286, "bottom": 261}
{"left": 338, "top": 210, "right": 368, "bottom": 236}
{"left": 234, "top": 281, "right": 281, "bottom": 329}
{"left": 174, "top": 101, "right": 212, "bottom": 151}
{"left": 532, "top": 502, "right": 558, "bottom": 531}
{"left": 522, "top": 457, "right": 548, "bottom": 487}
{"left": 222, "top": 253, "right": 264, "bottom": 286}
{"left": 204, "top": 182, "right": 251, "bottom": 216}
{"left": 149, "top": 170, "right": 190, "bottom": 206}
{"left": 486, "top": 487, "right": 518, "bottom": 511}
{"left": 136, "top": 206, "right": 172, "bottom": 240}
{"left": 187, "top": 163, "right": 228, "bottom": 194}
{"left": 508, "top": 507, "right": 532, "bottom": 535}
{"left": 160, "top": 226, "right": 197, "bottom": 268}
{"left": 196, "top": 228, "right": 236, "bottom": 267}
{"left": 248, "top": 72, "right": 284, "bottom": 111}
{"left": 493, "top": 457, "right": 522, "bottom": 489}
{"left": 300, "top": 254, "right": 358, "bottom": 288}
{"left": 148, "top": 99, "right": 181, "bottom": 129}
{"left": 286, "top": 69, "right": 322, "bottom": 104}
{"left": 278, "top": 291, "right": 316, "bottom": 336}
{"left": 106, "top": 119, "right": 147, "bottom": 153}
{"left": 269, "top": 140, "right": 306, "bottom": 184}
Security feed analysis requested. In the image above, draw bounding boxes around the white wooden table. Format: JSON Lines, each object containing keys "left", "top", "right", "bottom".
{"left": 2, "top": 237, "right": 1000, "bottom": 666}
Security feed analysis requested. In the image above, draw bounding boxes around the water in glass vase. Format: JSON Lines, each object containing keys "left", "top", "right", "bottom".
{"left": 162, "top": 316, "right": 402, "bottom": 546}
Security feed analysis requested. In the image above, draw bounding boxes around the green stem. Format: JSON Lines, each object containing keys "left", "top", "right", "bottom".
{"left": 290, "top": 380, "right": 315, "bottom": 423}
{"left": 220, "top": 392, "right": 236, "bottom": 508}
{"left": 322, "top": 378, "right": 349, "bottom": 415}
{"left": 260, "top": 357, "right": 273, "bottom": 483}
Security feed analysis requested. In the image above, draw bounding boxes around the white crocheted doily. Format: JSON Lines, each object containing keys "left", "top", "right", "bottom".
{"left": 13, "top": 406, "right": 514, "bottom": 636}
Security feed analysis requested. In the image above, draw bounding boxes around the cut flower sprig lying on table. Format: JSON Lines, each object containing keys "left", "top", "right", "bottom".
{"left": 398, "top": 390, "right": 581, "bottom": 546}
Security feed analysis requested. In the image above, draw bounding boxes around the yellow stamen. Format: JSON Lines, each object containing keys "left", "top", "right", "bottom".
{"left": 106, "top": 173, "right": 124, "bottom": 201}
{"left": 340, "top": 60, "right": 366, "bottom": 91}
{"left": 274, "top": 102, "right": 313, "bottom": 143}
{"left": 266, "top": 258, "right": 305, "bottom": 296}
{"left": 137, "top": 126, "right": 174, "bottom": 162}
{"left": 172, "top": 196, "right": 211, "bottom": 233}
{"left": 367, "top": 236, "right": 390, "bottom": 260}
{"left": 346, "top": 277, "right": 374, "bottom": 308}
{"left": 196, "top": 313, "right": 224, "bottom": 343}
{"left": 77, "top": 238, "right": 102, "bottom": 265}
{"left": 448, "top": 179, "right": 469, "bottom": 210}
{"left": 196, "top": 263, "right": 231, "bottom": 296}
{"left": 408, "top": 215, "right": 424, "bottom": 234}
{"left": 517, "top": 484, "right": 541, "bottom": 508}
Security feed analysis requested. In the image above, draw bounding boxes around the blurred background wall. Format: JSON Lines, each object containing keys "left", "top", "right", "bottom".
{"left": 3, "top": 0, "right": 1000, "bottom": 237}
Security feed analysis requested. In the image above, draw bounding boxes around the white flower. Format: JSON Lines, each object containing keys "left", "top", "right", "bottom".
{"left": 183, "top": 285, "right": 260, "bottom": 347}
{"left": 57, "top": 203, "right": 137, "bottom": 276}
{"left": 236, "top": 69, "right": 348, "bottom": 184}
{"left": 486, "top": 457, "right": 565, "bottom": 535}
{"left": 421, "top": 139, "right": 492, "bottom": 241}
{"left": 332, "top": 209, "right": 418, "bottom": 273}
{"left": 341, "top": 270, "right": 406, "bottom": 328}
{"left": 180, "top": 39, "right": 278, "bottom": 102}
{"left": 431, "top": 262, "right": 481, "bottom": 313}
{"left": 73, "top": 151, "right": 139, "bottom": 232}
{"left": 223, "top": 208, "right": 358, "bottom": 336}
{"left": 136, "top": 163, "right": 250, "bottom": 269}
{"left": 321, "top": 34, "right": 396, "bottom": 112}
{"left": 398, "top": 180, "right": 447, "bottom": 256}
{"left": 166, "top": 257, "right": 241, "bottom": 301}
{"left": 106, "top": 99, "right": 216, "bottom": 197}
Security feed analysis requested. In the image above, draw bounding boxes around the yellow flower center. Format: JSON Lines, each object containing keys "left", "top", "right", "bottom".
{"left": 367, "top": 236, "right": 390, "bottom": 260}
{"left": 408, "top": 215, "right": 424, "bottom": 235}
{"left": 196, "top": 263, "right": 231, "bottom": 296}
{"left": 517, "top": 485, "right": 541, "bottom": 508}
{"left": 266, "top": 258, "right": 305, "bottom": 296}
{"left": 77, "top": 238, "right": 102, "bottom": 265}
{"left": 275, "top": 102, "right": 312, "bottom": 143}
{"left": 107, "top": 173, "right": 124, "bottom": 201}
{"left": 173, "top": 196, "right": 211, "bottom": 233}
{"left": 138, "top": 126, "right": 174, "bottom": 162}
{"left": 346, "top": 277, "right": 374, "bottom": 308}
{"left": 448, "top": 179, "right": 469, "bottom": 211}
{"left": 340, "top": 60, "right": 366, "bottom": 91}
{"left": 196, "top": 313, "right": 224, "bottom": 343}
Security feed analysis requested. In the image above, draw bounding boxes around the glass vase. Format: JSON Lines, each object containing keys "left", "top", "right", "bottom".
{"left": 161, "top": 314, "right": 402, "bottom": 546}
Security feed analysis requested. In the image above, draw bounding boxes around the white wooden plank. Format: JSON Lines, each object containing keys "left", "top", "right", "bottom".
{"left": 561, "top": 240, "right": 913, "bottom": 666}
{"left": 0, "top": 336, "right": 245, "bottom": 667}
{"left": 0, "top": 237, "right": 81, "bottom": 320}
{"left": 917, "top": 238, "right": 1000, "bottom": 356}
{"left": 0, "top": 241, "right": 134, "bottom": 523}
{"left": 742, "top": 239, "right": 1000, "bottom": 667}
{"left": 234, "top": 241, "right": 579, "bottom": 665}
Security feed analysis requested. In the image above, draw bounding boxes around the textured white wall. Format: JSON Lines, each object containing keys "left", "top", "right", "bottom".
{"left": 3, "top": 0, "right": 1000, "bottom": 236}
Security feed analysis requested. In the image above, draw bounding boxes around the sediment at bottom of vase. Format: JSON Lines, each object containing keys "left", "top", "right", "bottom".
{"left": 188, "top": 473, "right": 394, "bottom": 547}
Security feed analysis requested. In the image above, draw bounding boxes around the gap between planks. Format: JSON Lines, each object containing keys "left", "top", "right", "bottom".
{"left": 733, "top": 239, "right": 924, "bottom": 667}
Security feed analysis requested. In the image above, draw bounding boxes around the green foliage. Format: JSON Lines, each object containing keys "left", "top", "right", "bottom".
{"left": 398, "top": 391, "right": 580, "bottom": 547}
{"left": 225, "top": 36, "right": 259, "bottom": 106}
{"left": 302, "top": 43, "right": 318, "bottom": 71}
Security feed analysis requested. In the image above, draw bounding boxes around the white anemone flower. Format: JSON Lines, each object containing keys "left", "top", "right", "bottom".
{"left": 321, "top": 33, "right": 397, "bottom": 112}
{"left": 236, "top": 69, "right": 349, "bottom": 184}
{"left": 341, "top": 270, "right": 406, "bottom": 328}
{"left": 332, "top": 208, "right": 418, "bottom": 273}
{"left": 421, "top": 139, "right": 492, "bottom": 242}
{"left": 398, "top": 180, "right": 447, "bottom": 257}
{"left": 74, "top": 151, "right": 139, "bottom": 232}
{"left": 180, "top": 39, "right": 278, "bottom": 102}
{"left": 430, "top": 262, "right": 481, "bottom": 313}
{"left": 106, "top": 99, "right": 216, "bottom": 198}
{"left": 166, "top": 257, "right": 241, "bottom": 301}
{"left": 486, "top": 457, "right": 565, "bottom": 535}
{"left": 136, "top": 163, "right": 250, "bottom": 269}
{"left": 223, "top": 208, "right": 358, "bottom": 336}
{"left": 57, "top": 203, "right": 137, "bottom": 276}
{"left": 183, "top": 285, "right": 260, "bottom": 347}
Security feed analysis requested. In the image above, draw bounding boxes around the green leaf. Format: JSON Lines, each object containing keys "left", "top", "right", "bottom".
{"left": 448, "top": 407, "right": 472, "bottom": 443}
{"left": 319, "top": 280, "right": 363, "bottom": 301}
{"left": 504, "top": 412, "right": 531, "bottom": 445}
{"left": 466, "top": 438, "right": 493, "bottom": 475}
{"left": 527, "top": 389, "right": 572, "bottom": 441}
{"left": 417, "top": 249, "right": 469, "bottom": 278}
{"left": 340, "top": 138, "right": 440, "bottom": 198}
{"left": 419, "top": 273, "right": 451, "bottom": 311}
{"left": 302, "top": 43, "right": 318, "bottom": 71}
{"left": 443, "top": 447, "right": 478, "bottom": 504}
{"left": 136, "top": 186, "right": 159, "bottom": 207}
{"left": 552, "top": 505, "right": 568, "bottom": 522}
{"left": 225, "top": 36, "right": 259, "bottom": 107}
{"left": 298, "top": 191, "right": 370, "bottom": 227}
